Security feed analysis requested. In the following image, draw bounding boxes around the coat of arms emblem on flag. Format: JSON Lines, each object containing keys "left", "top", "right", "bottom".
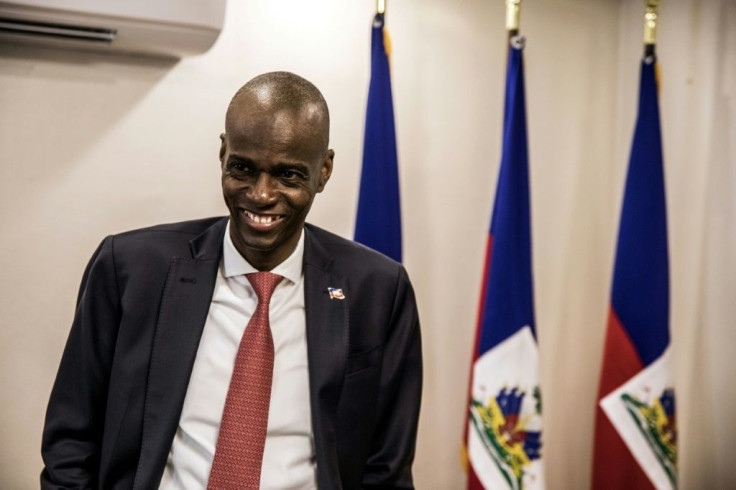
{"left": 469, "top": 327, "right": 543, "bottom": 490}
{"left": 469, "top": 327, "right": 542, "bottom": 489}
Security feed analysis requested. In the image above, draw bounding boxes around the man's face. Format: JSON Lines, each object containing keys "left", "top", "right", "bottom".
{"left": 220, "top": 96, "right": 333, "bottom": 270}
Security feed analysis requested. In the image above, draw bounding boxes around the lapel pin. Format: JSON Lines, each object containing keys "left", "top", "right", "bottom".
{"left": 327, "top": 287, "right": 345, "bottom": 300}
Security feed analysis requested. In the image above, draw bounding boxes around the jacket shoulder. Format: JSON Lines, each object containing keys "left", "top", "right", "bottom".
{"left": 114, "top": 216, "right": 225, "bottom": 239}
{"left": 114, "top": 216, "right": 224, "bottom": 244}
{"left": 106, "top": 216, "right": 227, "bottom": 264}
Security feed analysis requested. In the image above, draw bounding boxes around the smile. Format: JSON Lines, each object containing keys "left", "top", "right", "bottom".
{"left": 244, "top": 210, "right": 283, "bottom": 226}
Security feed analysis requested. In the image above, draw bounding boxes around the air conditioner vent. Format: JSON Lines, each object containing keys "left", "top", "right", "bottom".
{"left": 0, "top": 16, "right": 116, "bottom": 43}
{"left": 0, "top": 0, "right": 226, "bottom": 58}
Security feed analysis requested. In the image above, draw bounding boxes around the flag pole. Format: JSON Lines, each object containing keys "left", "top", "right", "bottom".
{"left": 643, "top": 0, "right": 659, "bottom": 58}
{"left": 506, "top": 0, "right": 521, "bottom": 39}
{"left": 376, "top": 0, "right": 386, "bottom": 15}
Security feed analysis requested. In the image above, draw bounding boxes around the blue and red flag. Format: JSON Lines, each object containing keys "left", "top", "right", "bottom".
{"left": 592, "top": 57, "right": 677, "bottom": 489}
{"left": 464, "top": 38, "right": 545, "bottom": 490}
{"left": 354, "top": 12, "right": 402, "bottom": 262}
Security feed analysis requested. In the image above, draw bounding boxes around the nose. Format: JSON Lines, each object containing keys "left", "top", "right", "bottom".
{"left": 247, "top": 172, "right": 277, "bottom": 207}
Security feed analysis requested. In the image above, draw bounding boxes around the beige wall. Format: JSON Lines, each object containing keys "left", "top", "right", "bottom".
{"left": 1, "top": 0, "right": 734, "bottom": 488}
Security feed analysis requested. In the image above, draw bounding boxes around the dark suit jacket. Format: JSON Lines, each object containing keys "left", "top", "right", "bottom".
{"left": 41, "top": 217, "right": 422, "bottom": 489}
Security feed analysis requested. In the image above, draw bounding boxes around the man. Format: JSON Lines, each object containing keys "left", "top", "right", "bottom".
{"left": 41, "top": 72, "right": 422, "bottom": 489}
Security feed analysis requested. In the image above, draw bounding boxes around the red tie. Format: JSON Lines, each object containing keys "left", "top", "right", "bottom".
{"left": 208, "top": 271, "right": 283, "bottom": 489}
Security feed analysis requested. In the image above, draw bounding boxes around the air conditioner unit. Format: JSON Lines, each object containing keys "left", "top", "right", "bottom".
{"left": 0, "top": 0, "right": 226, "bottom": 58}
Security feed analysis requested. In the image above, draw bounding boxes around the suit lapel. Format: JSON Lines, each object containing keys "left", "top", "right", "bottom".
{"left": 303, "top": 225, "right": 349, "bottom": 489}
{"left": 133, "top": 218, "right": 226, "bottom": 489}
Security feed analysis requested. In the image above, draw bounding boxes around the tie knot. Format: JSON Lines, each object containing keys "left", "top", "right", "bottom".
{"left": 246, "top": 271, "right": 283, "bottom": 303}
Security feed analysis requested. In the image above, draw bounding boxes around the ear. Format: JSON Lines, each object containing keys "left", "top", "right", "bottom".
{"left": 317, "top": 149, "right": 334, "bottom": 193}
{"left": 219, "top": 133, "right": 227, "bottom": 166}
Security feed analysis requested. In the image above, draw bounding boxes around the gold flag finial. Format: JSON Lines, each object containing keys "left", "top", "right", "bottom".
{"left": 506, "top": 0, "right": 521, "bottom": 32}
{"left": 644, "top": 0, "right": 659, "bottom": 45}
{"left": 376, "top": 0, "right": 386, "bottom": 15}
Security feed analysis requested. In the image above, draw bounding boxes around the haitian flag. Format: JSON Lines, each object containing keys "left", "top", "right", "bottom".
{"left": 592, "top": 57, "right": 677, "bottom": 489}
{"left": 465, "top": 38, "right": 544, "bottom": 490}
{"left": 354, "top": 12, "right": 402, "bottom": 262}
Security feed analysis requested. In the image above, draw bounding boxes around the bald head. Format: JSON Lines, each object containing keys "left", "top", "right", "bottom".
{"left": 226, "top": 72, "right": 330, "bottom": 152}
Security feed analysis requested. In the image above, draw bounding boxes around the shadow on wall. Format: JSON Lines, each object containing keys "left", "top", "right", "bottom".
{"left": 0, "top": 43, "right": 177, "bottom": 217}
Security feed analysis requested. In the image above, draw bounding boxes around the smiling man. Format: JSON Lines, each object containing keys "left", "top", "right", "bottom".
{"left": 41, "top": 72, "right": 422, "bottom": 490}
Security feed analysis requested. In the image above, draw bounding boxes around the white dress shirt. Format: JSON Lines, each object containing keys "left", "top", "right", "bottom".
{"left": 159, "top": 222, "right": 316, "bottom": 489}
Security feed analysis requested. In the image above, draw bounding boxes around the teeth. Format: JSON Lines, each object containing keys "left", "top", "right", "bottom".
{"left": 246, "top": 211, "right": 277, "bottom": 224}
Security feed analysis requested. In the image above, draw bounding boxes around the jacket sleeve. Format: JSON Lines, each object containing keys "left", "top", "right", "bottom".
{"left": 362, "top": 265, "right": 423, "bottom": 489}
{"left": 41, "top": 236, "right": 121, "bottom": 489}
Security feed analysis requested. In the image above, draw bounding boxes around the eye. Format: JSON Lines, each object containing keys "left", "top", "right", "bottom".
{"left": 228, "top": 161, "right": 253, "bottom": 175}
{"left": 276, "top": 168, "right": 306, "bottom": 181}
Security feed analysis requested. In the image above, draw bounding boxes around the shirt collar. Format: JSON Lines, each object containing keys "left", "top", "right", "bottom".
{"left": 222, "top": 220, "right": 304, "bottom": 284}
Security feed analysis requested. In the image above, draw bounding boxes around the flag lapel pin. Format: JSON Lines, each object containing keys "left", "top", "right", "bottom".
{"left": 327, "top": 287, "right": 345, "bottom": 300}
